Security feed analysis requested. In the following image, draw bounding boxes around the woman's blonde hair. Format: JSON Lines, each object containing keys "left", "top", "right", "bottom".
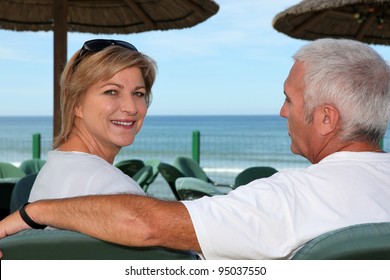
{"left": 53, "top": 45, "right": 157, "bottom": 149}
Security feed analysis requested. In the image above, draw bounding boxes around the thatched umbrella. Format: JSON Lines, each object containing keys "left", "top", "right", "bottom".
{"left": 273, "top": 0, "right": 390, "bottom": 45}
{"left": 0, "top": 0, "right": 219, "bottom": 138}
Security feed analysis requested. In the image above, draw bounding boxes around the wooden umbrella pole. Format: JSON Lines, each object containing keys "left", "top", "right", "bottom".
{"left": 53, "top": 0, "right": 68, "bottom": 140}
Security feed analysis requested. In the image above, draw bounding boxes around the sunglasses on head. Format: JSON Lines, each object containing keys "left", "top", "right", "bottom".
{"left": 74, "top": 39, "right": 138, "bottom": 69}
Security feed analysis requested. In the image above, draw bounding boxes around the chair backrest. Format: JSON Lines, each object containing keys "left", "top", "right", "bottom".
{"left": 115, "top": 159, "right": 145, "bottom": 177}
{"left": 0, "top": 181, "right": 16, "bottom": 220}
{"left": 292, "top": 222, "right": 390, "bottom": 260}
{"left": 132, "top": 165, "right": 153, "bottom": 190}
{"left": 0, "top": 162, "right": 25, "bottom": 179}
{"left": 234, "top": 166, "right": 278, "bottom": 188}
{"left": 157, "top": 162, "right": 185, "bottom": 200}
{"left": 0, "top": 229, "right": 197, "bottom": 260}
{"left": 175, "top": 177, "right": 224, "bottom": 200}
{"left": 9, "top": 173, "right": 38, "bottom": 213}
{"left": 144, "top": 159, "right": 160, "bottom": 187}
{"left": 173, "top": 156, "right": 211, "bottom": 183}
{"left": 18, "top": 159, "right": 46, "bottom": 175}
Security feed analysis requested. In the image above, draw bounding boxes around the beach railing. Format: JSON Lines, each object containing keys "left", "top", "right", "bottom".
{"left": 3, "top": 131, "right": 389, "bottom": 185}
{"left": 32, "top": 133, "right": 41, "bottom": 159}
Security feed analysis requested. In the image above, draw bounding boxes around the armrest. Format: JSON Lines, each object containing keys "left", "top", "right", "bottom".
{"left": 0, "top": 229, "right": 197, "bottom": 260}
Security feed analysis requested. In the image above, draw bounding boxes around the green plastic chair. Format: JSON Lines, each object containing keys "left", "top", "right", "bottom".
{"left": 175, "top": 177, "right": 225, "bottom": 200}
{"left": 0, "top": 163, "right": 25, "bottom": 219}
{"left": 174, "top": 165, "right": 278, "bottom": 200}
{"left": 18, "top": 159, "right": 46, "bottom": 175}
{"left": 174, "top": 156, "right": 210, "bottom": 182}
{"left": 9, "top": 173, "right": 38, "bottom": 213}
{"left": 144, "top": 159, "right": 161, "bottom": 189}
{"left": 0, "top": 229, "right": 197, "bottom": 260}
{"left": 0, "top": 181, "right": 16, "bottom": 220}
{"left": 0, "top": 162, "right": 25, "bottom": 179}
{"left": 234, "top": 166, "right": 278, "bottom": 188}
{"left": 132, "top": 165, "right": 153, "bottom": 190}
{"left": 292, "top": 223, "right": 390, "bottom": 260}
{"left": 157, "top": 162, "right": 185, "bottom": 200}
{"left": 115, "top": 159, "right": 145, "bottom": 177}
{"left": 173, "top": 156, "right": 233, "bottom": 188}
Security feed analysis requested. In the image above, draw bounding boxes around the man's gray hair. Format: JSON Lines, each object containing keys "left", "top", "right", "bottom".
{"left": 294, "top": 38, "right": 390, "bottom": 145}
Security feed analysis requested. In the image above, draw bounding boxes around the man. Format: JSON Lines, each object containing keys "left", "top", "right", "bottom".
{"left": 1, "top": 38, "right": 390, "bottom": 259}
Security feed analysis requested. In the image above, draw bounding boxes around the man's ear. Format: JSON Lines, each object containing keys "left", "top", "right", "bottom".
{"left": 318, "top": 105, "right": 339, "bottom": 136}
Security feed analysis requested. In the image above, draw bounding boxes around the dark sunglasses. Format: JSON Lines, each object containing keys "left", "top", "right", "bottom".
{"left": 74, "top": 39, "right": 138, "bottom": 69}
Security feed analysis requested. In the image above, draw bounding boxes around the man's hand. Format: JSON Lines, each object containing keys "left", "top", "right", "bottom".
{"left": 0, "top": 210, "right": 31, "bottom": 239}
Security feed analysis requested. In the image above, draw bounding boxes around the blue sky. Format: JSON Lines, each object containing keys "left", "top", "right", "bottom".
{"left": 2, "top": 0, "right": 390, "bottom": 116}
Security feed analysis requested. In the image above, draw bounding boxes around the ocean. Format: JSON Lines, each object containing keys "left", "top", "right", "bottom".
{"left": 1, "top": 115, "right": 389, "bottom": 199}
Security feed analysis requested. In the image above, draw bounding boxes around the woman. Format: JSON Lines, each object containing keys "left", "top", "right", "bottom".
{"left": 29, "top": 39, "right": 157, "bottom": 201}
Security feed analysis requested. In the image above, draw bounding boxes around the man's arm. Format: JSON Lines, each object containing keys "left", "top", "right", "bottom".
{"left": 0, "top": 194, "right": 201, "bottom": 252}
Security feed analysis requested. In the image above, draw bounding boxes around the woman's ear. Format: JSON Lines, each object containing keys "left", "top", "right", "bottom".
{"left": 318, "top": 105, "right": 340, "bottom": 136}
{"left": 74, "top": 105, "right": 83, "bottom": 118}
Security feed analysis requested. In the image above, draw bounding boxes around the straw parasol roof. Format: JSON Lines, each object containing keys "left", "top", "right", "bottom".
{"left": 0, "top": 0, "right": 219, "bottom": 138}
{"left": 273, "top": 0, "right": 390, "bottom": 45}
{"left": 0, "top": 0, "right": 219, "bottom": 34}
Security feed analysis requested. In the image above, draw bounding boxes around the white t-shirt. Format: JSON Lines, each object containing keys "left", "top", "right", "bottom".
{"left": 182, "top": 152, "right": 390, "bottom": 259}
{"left": 29, "top": 151, "right": 144, "bottom": 202}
